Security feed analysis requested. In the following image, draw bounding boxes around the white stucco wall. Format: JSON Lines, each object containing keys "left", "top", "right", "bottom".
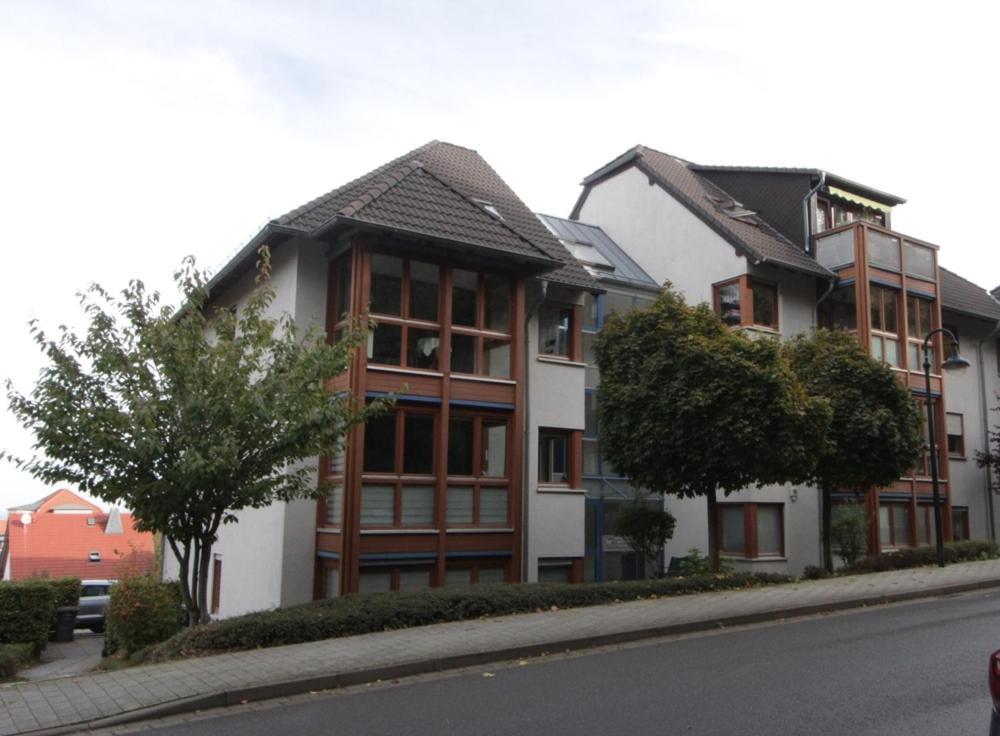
{"left": 524, "top": 283, "right": 586, "bottom": 581}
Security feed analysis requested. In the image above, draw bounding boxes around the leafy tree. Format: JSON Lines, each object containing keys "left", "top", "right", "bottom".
{"left": 830, "top": 503, "right": 868, "bottom": 568}
{"left": 594, "top": 286, "right": 829, "bottom": 571}
{"left": 612, "top": 502, "right": 676, "bottom": 579}
{"left": 784, "top": 329, "right": 922, "bottom": 572}
{"left": 4, "top": 248, "right": 380, "bottom": 624}
{"left": 977, "top": 396, "right": 1000, "bottom": 495}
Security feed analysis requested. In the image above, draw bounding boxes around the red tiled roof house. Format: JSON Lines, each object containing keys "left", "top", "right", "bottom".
{"left": 0, "top": 489, "right": 155, "bottom": 581}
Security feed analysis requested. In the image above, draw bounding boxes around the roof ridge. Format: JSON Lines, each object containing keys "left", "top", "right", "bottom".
{"left": 940, "top": 265, "right": 997, "bottom": 294}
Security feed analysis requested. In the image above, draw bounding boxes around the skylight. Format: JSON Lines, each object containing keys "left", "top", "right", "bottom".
{"left": 472, "top": 198, "right": 503, "bottom": 220}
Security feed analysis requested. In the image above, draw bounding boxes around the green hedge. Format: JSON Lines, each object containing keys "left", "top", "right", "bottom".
{"left": 136, "top": 572, "right": 791, "bottom": 664}
{"left": 105, "top": 577, "right": 185, "bottom": 657}
{"left": 0, "top": 642, "right": 35, "bottom": 679}
{"left": 50, "top": 577, "right": 82, "bottom": 609}
{"left": 0, "top": 581, "right": 57, "bottom": 653}
{"left": 847, "top": 539, "right": 999, "bottom": 573}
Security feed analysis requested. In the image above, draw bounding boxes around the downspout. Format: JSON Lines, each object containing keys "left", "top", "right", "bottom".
{"left": 977, "top": 321, "right": 1000, "bottom": 541}
{"left": 802, "top": 172, "right": 827, "bottom": 256}
{"left": 522, "top": 279, "right": 548, "bottom": 582}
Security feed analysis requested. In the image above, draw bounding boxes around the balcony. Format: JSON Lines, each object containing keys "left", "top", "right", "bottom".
{"left": 813, "top": 222, "right": 938, "bottom": 287}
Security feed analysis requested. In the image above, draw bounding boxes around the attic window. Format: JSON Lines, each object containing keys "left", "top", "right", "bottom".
{"left": 560, "top": 240, "right": 613, "bottom": 271}
{"left": 707, "top": 195, "right": 760, "bottom": 225}
{"left": 87, "top": 517, "right": 96, "bottom": 526}
{"left": 472, "top": 198, "right": 503, "bottom": 220}
{"left": 89, "top": 551, "right": 101, "bottom": 562}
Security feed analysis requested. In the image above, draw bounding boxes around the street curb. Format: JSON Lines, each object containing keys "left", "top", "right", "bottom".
{"left": 24, "top": 575, "right": 1000, "bottom": 735}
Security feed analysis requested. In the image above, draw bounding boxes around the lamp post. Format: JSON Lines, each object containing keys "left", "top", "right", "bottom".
{"left": 922, "top": 327, "right": 970, "bottom": 567}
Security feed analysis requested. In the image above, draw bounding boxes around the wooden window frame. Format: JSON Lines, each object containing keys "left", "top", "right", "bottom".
{"left": 946, "top": 412, "right": 965, "bottom": 459}
{"left": 445, "top": 411, "right": 511, "bottom": 528}
{"left": 712, "top": 276, "right": 779, "bottom": 331}
{"left": 444, "top": 560, "right": 509, "bottom": 585}
{"left": 538, "top": 428, "right": 582, "bottom": 488}
{"left": 879, "top": 502, "right": 913, "bottom": 550}
{"left": 358, "top": 564, "right": 435, "bottom": 593}
{"left": 538, "top": 303, "right": 578, "bottom": 360}
{"left": 715, "top": 502, "right": 785, "bottom": 559}
{"left": 869, "top": 284, "right": 901, "bottom": 368}
{"left": 952, "top": 506, "right": 970, "bottom": 542}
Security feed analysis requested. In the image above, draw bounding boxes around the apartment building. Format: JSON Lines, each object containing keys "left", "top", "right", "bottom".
{"left": 163, "top": 141, "right": 999, "bottom": 614}
{"left": 572, "top": 145, "right": 1000, "bottom": 572}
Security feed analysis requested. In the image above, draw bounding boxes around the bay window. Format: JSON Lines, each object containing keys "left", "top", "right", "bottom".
{"left": 713, "top": 276, "right": 779, "bottom": 330}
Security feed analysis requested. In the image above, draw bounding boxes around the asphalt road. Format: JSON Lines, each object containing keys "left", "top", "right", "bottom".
{"left": 127, "top": 589, "right": 1000, "bottom": 736}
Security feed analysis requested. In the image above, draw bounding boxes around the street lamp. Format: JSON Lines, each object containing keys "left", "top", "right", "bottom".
{"left": 922, "top": 327, "right": 970, "bottom": 567}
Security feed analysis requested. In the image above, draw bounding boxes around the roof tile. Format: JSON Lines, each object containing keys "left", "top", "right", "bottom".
{"left": 939, "top": 267, "right": 1000, "bottom": 321}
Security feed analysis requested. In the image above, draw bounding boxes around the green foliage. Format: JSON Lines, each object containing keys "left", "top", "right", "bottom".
{"left": 0, "top": 581, "right": 57, "bottom": 654}
{"left": 135, "top": 572, "right": 793, "bottom": 664}
{"left": 847, "top": 540, "right": 999, "bottom": 573}
{"left": 49, "top": 577, "right": 82, "bottom": 609}
{"left": 105, "top": 576, "right": 185, "bottom": 657}
{"left": 612, "top": 503, "right": 676, "bottom": 578}
{"left": 830, "top": 505, "right": 868, "bottom": 567}
{"left": 4, "top": 247, "right": 381, "bottom": 624}
{"left": 677, "top": 548, "right": 732, "bottom": 576}
{"left": 0, "top": 643, "right": 35, "bottom": 679}
{"left": 594, "top": 287, "right": 829, "bottom": 569}
{"left": 783, "top": 329, "right": 923, "bottom": 571}
{"left": 802, "top": 565, "right": 831, "bottom": 580}
{"left": 977, "top": 397, "right": 999, "bottom": 493}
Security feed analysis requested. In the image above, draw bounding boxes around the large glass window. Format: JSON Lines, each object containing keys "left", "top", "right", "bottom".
{"left": 904, "top": 242, "right": 935, "bottom": 280}
{"left": 715, "top": 281, "right": 742, "bottom": 326}
{"left": 714, "top": 277, "right": 778, "bottom": 329}
{"left": 403, "top": 414, "right": 435, "bottom": 474}
{"left": 408, "top": 261, "right": 439, "bottom": 322}
{"left": 879, "top": 503, "right": 912, "bottom": 549}
{"left": 870, "top": 285, "right": 900, "bottom": 368}
{"left": 717, "top": 503, "right": 784, "bottom": 558}
{"left": 363, "top": 414, "right": 397, "bottom": 473}
{"left": 446, "top": 414, "right": 511, "bottom": 528}
{"left": 906, "top": 295, "right": 934, "bottom": 370}
{"left": 448, "top": 417, "right": 475, "bottom": 476}
{"left": 484, "top": 274, "right": 510, "bottom": 332}
{"left": 539, "top": 430, "right": 570, "bottom": 484}
{"left": 818, "top": 286, "right": 857, "bottom": 331}
{"left": 752, "top": 281, "right": 778, "bottom": 329}
{"left": 370, "top": 254, "right": 403, "bottom": 316}
{"left": 868, "top": 231, "right": 901, "bottom": 272}
{"left": 451, "top": 269, "right": 478, "bottom": 327}
{"left": 482, "top": 421, "right": 507, "bottom": 477}
{"left": 539, "top": 305, "right": 572, "bottom": 357}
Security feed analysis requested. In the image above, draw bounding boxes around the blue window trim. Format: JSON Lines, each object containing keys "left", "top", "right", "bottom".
{"left": 317, "top": 551, "right": 340, "bottom": 560}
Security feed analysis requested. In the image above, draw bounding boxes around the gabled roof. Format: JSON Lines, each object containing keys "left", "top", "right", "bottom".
{"left": 939, "top": 267, "right": 1000, "bottom": 322}
{"left": 274, "top": 141, "right": 599, "bottom": 291}
{"left": 8, "top": 488, "right": 102, "bottom": 514}
{"left": 536, "top": 214, "right": 659, "bottom": 291}
{"left": 688, "top": 164, "right": 906, "bottom": 207}
{"left": 573, "top": 146, "right": 835, "bottom": 279}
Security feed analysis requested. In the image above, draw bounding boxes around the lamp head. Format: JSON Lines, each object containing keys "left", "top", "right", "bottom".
{"left": 942, "top": 340, "right": 971, "bottom": 371}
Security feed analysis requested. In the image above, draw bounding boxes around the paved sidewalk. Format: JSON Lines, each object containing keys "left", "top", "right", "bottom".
{"left": 3, "top": 559, "right": 1000, "bottom": 735}
{"left": 20, "top": 634, "right": 104, "bottom": 683}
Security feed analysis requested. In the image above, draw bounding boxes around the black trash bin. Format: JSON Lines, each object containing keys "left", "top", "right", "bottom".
{"left": 53, "top": 606, "right": 77, "bottom": 642}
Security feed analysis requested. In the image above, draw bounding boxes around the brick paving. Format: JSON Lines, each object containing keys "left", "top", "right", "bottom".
{"left": 3, "top": 559, "right": 1000, "bottom": 735}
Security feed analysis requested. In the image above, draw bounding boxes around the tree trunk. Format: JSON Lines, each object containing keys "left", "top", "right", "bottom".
{"left": 821, "top": 483, "right": 833, "bottom": 573}
{"left": 196, "top": 539, "right": 213, "bottom": 625}
{"left": 707, "top": 488, "right": 720, "bottom": 573}
{"left": 167, "top": 537, "right": 199, "bottom": 627}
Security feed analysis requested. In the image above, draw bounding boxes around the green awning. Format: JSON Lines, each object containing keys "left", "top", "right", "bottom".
{"left": 827, "top": 186, "right": 893, "bottom": 213}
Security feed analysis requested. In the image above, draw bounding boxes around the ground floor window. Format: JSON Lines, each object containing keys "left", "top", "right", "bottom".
{"left": 537, "top": 557, "right": 577, "bottom": 583}
{"left": 444, "top": 562, "right": 507, "bottom": 585}
{"left": 358, "top": 565, "right": 434, "bottom": 593}
{"left": 952, "top": 506, "right": 970, "bottom": 541}
{"left": 716, "top": 503, "right": 784, "bottom": 559}
{"left": 915, "top": 503, "right": 941, "bottom": 546}
{"left": 324, "top": 568, "right": 340, "bottom": 598}
{"left": 879, "top": 503, "right": 912, "bottom": 549}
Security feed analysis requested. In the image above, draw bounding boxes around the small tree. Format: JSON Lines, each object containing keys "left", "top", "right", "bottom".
{"left": 595, "top": 286, "right": 829, "bottom": 571}
{"left": 784, "top": 329, "right": 923, "bottom": 572}
{"left": 977, "top": 397, "right": 999, "bottom": 495}
{"left": 830, "top": 504, "right": 868, "bottom": 568}
{"left": 4, "top": 248, "right": 381, "bottom": 624}
{"left": 613, "top": 502, "right": 676, "bottom": 579}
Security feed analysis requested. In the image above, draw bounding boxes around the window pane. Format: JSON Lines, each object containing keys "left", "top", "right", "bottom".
{"left": 815, "top": 229, "right": 856, "bottom": 269}
{"left": 398, "top": 568, "right": 432, "bottom": 591}
{"left": 325, "top": 569, "right": 339, "bottom": 598}
{"left": 870, "top": 336, "right": 884, "bottom": 362}
{"left": 484, "top": 275, "right": 510, "bottom": 332}
{"left": 583, "top": 293, "right": 599, "bottom": 330}
{"left": 583, "top": 440, "right": 599, "bottom": 476}
{"left": 482, "top": 421, "right": 507, "bottom": 478}
{"left": 539, "top": 306, "right": 571, "bottom": 356}
{"left": 884, "top": 338, "right": 900, "bottom": 367}
{"left": 538, "top": 562, "right": 571, "bottom": 583}
{"left": 371, "top": 254, "right": 402, "bottom": 315}
{"left": 584, "top": 392, "right": 598, "bottom": 436}
{"left": 403, "top": 414, "right": 435, "bottom": 474}
{"left": 720, "top": 506, "right": 745, "bottom": 555}
{"left": 477, "top": 567, "right": 504, "bottom": 584}
{"left": 409, "top": 261, "right": 439, "bottom": 322}
{"left": 908, "top": 342, "right": 921, "bottom": 371}
{"left": 953, "top": 507, "right": 969, "bottom": 541}
{"left": 448, "top": 417, "right": 474, "bottom": 476}
{"left": 402, "top": 486, "right": 434, "bottom": 525}
{"left": 867, "top": 231, "right": 901, "bottom": 271}
{"left": 407, "top": 328, "right": 440, "bottom": 369}
{"left": 604, "top": 292, "right": 634, "bottom": 318}
{"left": 324, "top": 486, "right": 342, "bottom": 527}
{"left": 916, "top": 506, "right": 929, "bottom": 545}
{"left": 751, "top": 282, "right": 777, "bottom": 328}
{"left": 360, "top": 485, "right": 395, "bottom": 526}
{"left": 451, "top": 333, "right": 477, "bottom": 374}
{"left": 717, "top": 282, "right": 741, "bottom": 325}
{"left": 879, "top": 506, "right": 891, "bottom": 547}
{"left": 452, "top": 269, "right": 478, "bottom": 326}
{"left": 539, "top": 433, "right": 568, "bottom": 483}
{"left": 756, "top": 506, "right": 782, "bottom": 556}
{"left": 335, "top": 261, "right": 352, "bottom": 319}
{"left": 892, "top": 504, "right": 911, "bottom": 547}
{"left": 483, "top": 339, "right": 510, "bottom": 378}
{"left": 904, "top": 242, "right": 935, "bottom": 280}
{"left": 358, "top": 570, "right": 392, "bottom": 594}
{"left": 480, "top": 488, "right": 508, "bottom": 525}
{"left": 445, "top": 568, "right": 472, "bottom": 586}
{"left": 447, "top": 486, "right": 474, "bottom": 525}
{"left": 883, "top": 290, "right": 898, "bottom": 334}
{"left": 369, "top": 323, "right": 402, "bottom": 365}
{"left": 364, "top": 414, "right": 396, "bottom": 473}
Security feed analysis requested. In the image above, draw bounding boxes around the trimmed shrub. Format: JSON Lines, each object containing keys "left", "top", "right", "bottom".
{"left": 0, "top": 581, "right": 57, "bottom": 654}
{"left": 831, "top": 505, "right": 867, "bottom": 567}
{"left": 135, "top": 572, "right": 792, "bottom": 664}
{"left": 847, "top": 539, "right": 999, "bottom": 573}
{"left": 0, "top": 642, "right": 35, "bottom": 679}
{"left": 50, "top": 577, "right": 82, "bottom": 609}
{"left": 105, "top": 576, "right": 184, "bottom": 657}
{"left": 802, "top": 565, "right": 830, "bottom": 580}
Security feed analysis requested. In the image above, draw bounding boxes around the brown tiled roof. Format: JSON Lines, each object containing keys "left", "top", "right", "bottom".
{"left": 939, "top": 267, "right": 1000, "bottom": 321}
{"left": 277, "top": 142, "right": 598, "bottom": 290}
{"left": 576, "top": 146, "right": 835, "bottom": 279}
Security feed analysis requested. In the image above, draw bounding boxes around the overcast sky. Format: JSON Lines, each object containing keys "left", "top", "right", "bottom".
{"left": 1, "top": 0, "right": 998, "bottom": 510}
